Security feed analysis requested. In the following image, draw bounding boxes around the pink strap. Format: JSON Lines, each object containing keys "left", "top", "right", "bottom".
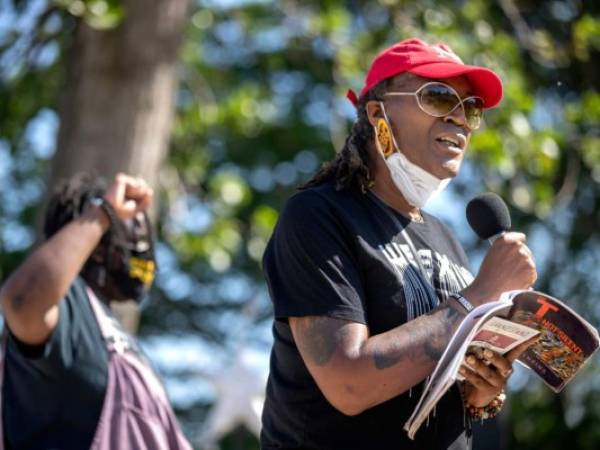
{"left": 85, "top": 289, "right": 193, "bottom": 450}
{"left": 0, "top": 329, "right": 6, "bottom": 450}
{"left": 86, "top": 288, "right": 129, "bottom": 354}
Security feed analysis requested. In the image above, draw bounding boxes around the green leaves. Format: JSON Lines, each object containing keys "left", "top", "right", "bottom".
{"left": 2, "top": 1, "right": 600, "bottom": 446}
{"left": 573, "top": 14, "right": 600, "bottom": 61}
{"left": 54, "top": 0, "right": 124, "bottom": 29}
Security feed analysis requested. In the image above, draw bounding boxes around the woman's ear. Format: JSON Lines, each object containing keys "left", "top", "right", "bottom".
{"left": 365, "top": 100, "right": 383, "bottom": 127}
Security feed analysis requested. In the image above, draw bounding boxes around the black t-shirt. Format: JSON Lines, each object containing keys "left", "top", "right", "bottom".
{"left": 261, "top": 181, "right": 475, "bottom": 450}
{"left": 2, "top": 277, "right": 109, "bottom": 450}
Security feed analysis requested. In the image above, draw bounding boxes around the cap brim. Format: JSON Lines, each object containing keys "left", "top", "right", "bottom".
{"left": 409, "top": 62, "right": 503, "bottom": 108}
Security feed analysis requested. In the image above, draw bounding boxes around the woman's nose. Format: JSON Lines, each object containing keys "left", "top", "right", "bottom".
{"left": 443, "top": 103, "right": 468, "bottom": 129}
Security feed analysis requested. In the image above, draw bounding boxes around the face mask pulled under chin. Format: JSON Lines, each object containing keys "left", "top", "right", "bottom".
{"left": 374, "top": 103, "right": 451, "bottom": 208}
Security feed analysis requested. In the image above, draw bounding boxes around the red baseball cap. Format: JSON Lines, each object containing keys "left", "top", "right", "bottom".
{"left": 347, "top": 38, "right": 503, "bottom": 109}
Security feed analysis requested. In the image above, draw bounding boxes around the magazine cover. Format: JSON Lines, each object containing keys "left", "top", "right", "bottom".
{"left": 507, "top": 291, "right": 599, "bottom": 392}
{"left": 404, "top": 290, "right": 599, "bottom": 439}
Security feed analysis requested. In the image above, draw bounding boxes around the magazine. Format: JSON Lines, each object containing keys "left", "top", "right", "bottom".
{"left": 403, "top": 290, "right": 600, "bottom": 440}
{"left": 455, "top": 316, "right": 541, "bottom": 382}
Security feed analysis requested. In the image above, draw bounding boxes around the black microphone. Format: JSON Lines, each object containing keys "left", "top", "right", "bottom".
{"left": 466, "top": 192, "right": 511, "bottom": 243}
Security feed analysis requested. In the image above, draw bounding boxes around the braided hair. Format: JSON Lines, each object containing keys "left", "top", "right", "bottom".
{"left": 299, "top": 79, "right": 391, "bottom": 193}
{"left": 43, "top": 173, "right": 107, "bottom": 239}
{"left": 300, "top": 73, "right": 417, "bottom": 193}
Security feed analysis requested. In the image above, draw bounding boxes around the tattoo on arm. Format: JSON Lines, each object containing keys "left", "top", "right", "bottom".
{"left": 373, "top": 348, "right": 403, "bottom": 370}
{"left": 11, "top": 293, "right": 26, "bottom": 311}
{"left": 422, "top": 305, "right": 461, "bottom": 360}
{"left": 372, "top": 303, "right": 463, "bottom": 370}
{"left": 8, "top": 272, "right": 38, "bottom": 312}
{"left": 294, "top": 316, "right": 350, "bottom": 367}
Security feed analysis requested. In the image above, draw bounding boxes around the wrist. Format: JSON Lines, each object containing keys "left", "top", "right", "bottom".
{"left": 462, "top": 382, "right": 492, "bottom": 407}
{"left": 87, "top": 197, "right": 113, "bottom": 231}
{"left": 449, "top": 293, "right": 475, "bottom": 313}
{"left": 463, "top": 386, "right": 506, "bottom": 421}
{"left": 459, "top": 283, "right": 493, "bottom": 308}
{"left": 445, "top": 296, "right": 468, "bottom": 317}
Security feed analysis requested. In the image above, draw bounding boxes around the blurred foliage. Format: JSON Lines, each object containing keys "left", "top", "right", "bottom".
{"left": 1, "top": 0, "right": 599, "bottom": 448}
{"left": 53, "top": 0, "right": 124, "bottom": 29}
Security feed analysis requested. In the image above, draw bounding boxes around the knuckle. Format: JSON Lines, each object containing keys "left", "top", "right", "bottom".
{"left": 115, "top": 174, "right": 130, "bottom": 185}
{"left": 505, "top": 232, "right": 525, "bottom": 242}
{"left": 500, "top": 234, "right": 514, "bottom": 245}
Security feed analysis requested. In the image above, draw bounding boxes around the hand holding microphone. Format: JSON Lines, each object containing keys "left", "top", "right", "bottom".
{"left": 462, "top": 193, "right": 537, "bottom": 306}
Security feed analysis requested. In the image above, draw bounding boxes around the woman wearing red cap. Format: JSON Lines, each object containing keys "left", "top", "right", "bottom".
{"left": 261, "top": 39, "right": 537, "bottom": 449}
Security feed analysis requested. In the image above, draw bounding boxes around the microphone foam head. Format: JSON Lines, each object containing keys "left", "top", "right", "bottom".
{"left": 466, "top": 192, "right": 511, "bottom": 240}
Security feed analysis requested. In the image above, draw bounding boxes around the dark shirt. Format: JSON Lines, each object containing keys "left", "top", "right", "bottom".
{"left": 261, "top": 181, "right": 474, "bottom": 450}
{"left": 3, "top": 277, "right": 108, "bottom": 450}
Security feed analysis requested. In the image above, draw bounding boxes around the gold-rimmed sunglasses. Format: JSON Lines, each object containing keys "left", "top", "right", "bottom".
{"left": 384, "top": 81, "right": 484, "bottom": 130}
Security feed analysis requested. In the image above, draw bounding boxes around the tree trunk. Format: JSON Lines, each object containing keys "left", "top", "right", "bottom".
{"left": 50, "top": 0, "right": 190, "bottom": 189}
{"left": 47, "top": 0, "right": 190, "bottom": 332}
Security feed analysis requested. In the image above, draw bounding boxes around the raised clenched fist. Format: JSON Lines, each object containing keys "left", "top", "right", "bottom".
{"left": 103, "top": 173, "right": 153, "bottom": 221}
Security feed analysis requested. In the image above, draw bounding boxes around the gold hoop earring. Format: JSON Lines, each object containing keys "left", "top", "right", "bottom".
{"left": 376, "top": 118, "right": 394, "bottom": 158}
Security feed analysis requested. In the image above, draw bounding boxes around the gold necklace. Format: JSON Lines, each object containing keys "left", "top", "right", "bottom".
{"left": 409, "top": 210, "right": 425, "bottom": 223}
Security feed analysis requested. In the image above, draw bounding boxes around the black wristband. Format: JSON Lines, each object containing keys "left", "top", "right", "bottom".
{"left": 90, "top": 197, "right": 118, "bottom": 229}
{"left": 449, "top": 293, "right": 475, "bottom": 313}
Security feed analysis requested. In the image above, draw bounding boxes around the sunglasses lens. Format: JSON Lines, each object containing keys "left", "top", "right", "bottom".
{"left": 463, "top": 97, "right": 484, "bottom": 129}
{"left": 419, "top": 84, "right": 459, "bottom": 116}
{"left": 386, "top": 83, "right": 485, "bottom": 129}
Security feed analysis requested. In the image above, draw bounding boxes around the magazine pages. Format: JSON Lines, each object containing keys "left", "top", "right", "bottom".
{"left": 403, "top": 290, "right": 599, "bottom": 440}
{"left": 456, "top": 316, "right": 540, "bottom": 382}
{"left": 403, "top": 296, "right": 513, "bottom": 439}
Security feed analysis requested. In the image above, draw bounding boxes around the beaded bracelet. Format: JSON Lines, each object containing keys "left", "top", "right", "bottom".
{"left": 465, "top": 390, "right": 506, "bottom": 422}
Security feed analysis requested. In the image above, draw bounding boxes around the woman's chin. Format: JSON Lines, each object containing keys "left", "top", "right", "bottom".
{"left": 439, "top": 160, "right": 462, "bottom": 178}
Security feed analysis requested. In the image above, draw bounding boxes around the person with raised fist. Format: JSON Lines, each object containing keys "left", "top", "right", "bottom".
{"left": 0, "top": 173, "right": 191, "bottom": 450}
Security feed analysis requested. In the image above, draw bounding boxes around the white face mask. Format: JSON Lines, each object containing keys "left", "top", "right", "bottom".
{"left": 373, "top": 103, "right": 451, "bottom": 208}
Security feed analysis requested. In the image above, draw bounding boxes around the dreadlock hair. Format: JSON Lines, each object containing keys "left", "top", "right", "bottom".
{"left": 299, "top": 78, "right": 394, "bottom": 193}
{"left": 43, "top": 173, "right": 108, "bottom": 239}
{"left": 299, "top": 72, "right": 420, "bottom": 193}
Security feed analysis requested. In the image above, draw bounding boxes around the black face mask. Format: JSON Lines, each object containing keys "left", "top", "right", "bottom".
{"left": 87, "top": 211, "right": 157, "bottom": 303}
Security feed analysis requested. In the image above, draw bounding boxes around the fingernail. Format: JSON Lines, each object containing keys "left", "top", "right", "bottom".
{"left": 467, "top": 356, "right": 476, "bottom": 365}
{"left": 484, "top": 349, "right": 493, "bottom": 359}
